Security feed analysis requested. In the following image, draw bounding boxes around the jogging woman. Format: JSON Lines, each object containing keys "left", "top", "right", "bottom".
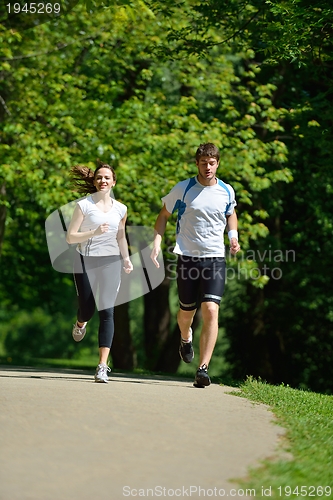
{"left": 66, "top": 161, "right": 133, "bottom": 383}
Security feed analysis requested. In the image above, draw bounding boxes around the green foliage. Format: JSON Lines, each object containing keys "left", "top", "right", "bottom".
{"left": 141, "top": 0, "right": 333, "bottom": 66}
{"left": 0, "top": 307, "right": 101, "bottom": 361}
{"left": 0, "top": 0, "right": 290, "bottom": 311}
{"left": 3, "top": 308, "right": 75, "bottom": 359}
{"left": 1, "top": 0, "right": 332, "bottom": 393}
{"left": 219, "top": 44, "right": 333, "bottom": 393}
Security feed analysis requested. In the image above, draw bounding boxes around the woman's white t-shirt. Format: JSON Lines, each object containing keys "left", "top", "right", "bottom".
{"left": 76, "top": 195, "right": 127, "bottom": 257}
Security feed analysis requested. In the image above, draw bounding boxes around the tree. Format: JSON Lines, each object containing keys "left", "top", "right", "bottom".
{"left": 134, "top": 0, "right": 333, "bottom": 390}
{"left": 142, "top": 0, "right": 333, "bottom": 66}
{"left": 0, "top": 1, "right": 292, "bottom": 375}
{"left": 222, "top": 58, "right": 333, "bottom": 392}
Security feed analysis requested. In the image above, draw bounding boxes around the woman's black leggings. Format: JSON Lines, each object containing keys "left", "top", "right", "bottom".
{"left": 73, "top": 252, "right": 121, "bottom": 348}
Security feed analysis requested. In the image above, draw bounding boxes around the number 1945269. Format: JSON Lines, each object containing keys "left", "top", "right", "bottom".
{"left": 277, "top": 486, "right": 332, "bottom": 496}
{"left": 6, "top": 3, "right": 61, "bottom": 14}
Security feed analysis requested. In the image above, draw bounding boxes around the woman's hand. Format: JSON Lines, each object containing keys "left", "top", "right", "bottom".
{"left": 123, "top": 257, "right": 133, "bottom": 274}
{"left": 93, "top": 222, "right": 109, "bottom": 236}
{"left": 150, "top": 246, "right": 161, "bottom": 268}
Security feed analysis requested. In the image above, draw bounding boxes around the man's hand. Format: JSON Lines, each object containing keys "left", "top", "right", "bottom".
{"left": 230, "top": 237, "right": 240, "bottom": 255}
{"left": 150, "top": 246, "right": 161, "bottom": 268}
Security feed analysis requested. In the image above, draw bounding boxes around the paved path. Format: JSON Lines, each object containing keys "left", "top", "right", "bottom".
{"left": 0, "top": 367, "right": 286, "bottom": 500}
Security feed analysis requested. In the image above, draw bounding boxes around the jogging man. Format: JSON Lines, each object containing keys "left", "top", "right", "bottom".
{"left": 150, "top": 143, "right": 240, "bottom": 387}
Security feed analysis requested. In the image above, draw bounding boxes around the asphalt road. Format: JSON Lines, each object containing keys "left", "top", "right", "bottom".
{"left": 0, "top": 367, "right": 286, "bottom": 500}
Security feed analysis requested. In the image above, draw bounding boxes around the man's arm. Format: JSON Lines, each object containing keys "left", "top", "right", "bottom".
{"left": 226, "top": 211, "right": 241, "bottom": 255}
{"left": 150, "top": 204, "right": 172, "bottom": 268}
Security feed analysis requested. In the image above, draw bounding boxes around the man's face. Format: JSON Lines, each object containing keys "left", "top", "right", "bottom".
{"left": 196, "top": 156, "right": 219, "bottom": 185}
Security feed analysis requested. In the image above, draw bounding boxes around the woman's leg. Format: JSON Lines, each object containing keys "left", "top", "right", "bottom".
{"left": 95, "top": 257, "right": 121, "bottom": 354}
{"left": 98, "top": 307, "right": 115, "bottom": 352}
{"left": 97, "top": 307, "right": 113, "bottom": 365}
{"left": 98, "top": 347, "right": 110, "bottom": 365}
{"left": 73, "top": 253, "right": 96, "bottom": 324}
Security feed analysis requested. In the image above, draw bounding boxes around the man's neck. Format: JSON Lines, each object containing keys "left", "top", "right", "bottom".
{"left": 196, "top": 174, "right": 217, "bottom": 186}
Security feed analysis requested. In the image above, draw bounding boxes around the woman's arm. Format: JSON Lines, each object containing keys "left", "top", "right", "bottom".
{"left": 66, "top": 204, "right": 108, "bottom": 244}
{"left": 116, "top": 213, "right": 133, "bottom": 274}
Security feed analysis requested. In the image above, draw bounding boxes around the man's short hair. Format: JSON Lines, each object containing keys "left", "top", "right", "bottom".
{"left": 195, "top": 143, "right": 220, "bottom": 162}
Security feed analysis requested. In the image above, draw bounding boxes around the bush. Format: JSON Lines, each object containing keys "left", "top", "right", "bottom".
{"left": 2, "top": 308, "right": 96, "bottom": 360}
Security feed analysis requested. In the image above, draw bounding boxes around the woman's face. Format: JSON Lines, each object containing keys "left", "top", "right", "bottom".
{"left": 93, "top": 167, "right": 116, "bottom": 192}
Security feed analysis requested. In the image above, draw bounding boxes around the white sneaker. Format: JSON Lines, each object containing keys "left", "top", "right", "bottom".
{"left": 72, "top": 322, "right": 87, "bottom": 342}
{"left": 94, "top": 363, "right": 111, "bottom": 383}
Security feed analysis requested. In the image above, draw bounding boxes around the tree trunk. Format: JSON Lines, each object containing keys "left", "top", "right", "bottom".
{"left": 143, "top": 275, "right": 171, "bottom": 370}
{"left": 111, "top": 301, "right": 136, "bottom": 370}
{"left": 224, "top": 213, "right": 287, "bottom": 384}
{"left": 0, "top": 183, "right": 6, "bottom": 257}
{"left": 229, "top": 281, "right": 287, "bottom": 384}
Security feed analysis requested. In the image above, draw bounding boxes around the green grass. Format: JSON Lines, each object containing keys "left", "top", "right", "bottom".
{"left": 234, "top": 377, "right": 333, "bottom": 499}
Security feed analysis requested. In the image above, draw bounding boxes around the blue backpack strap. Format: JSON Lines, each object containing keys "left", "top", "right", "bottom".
{"left": 175, "top": 177, "right": 196, "bottom": 234}
{"left": 217, "top": 179, "right": 232, "bottom": 216}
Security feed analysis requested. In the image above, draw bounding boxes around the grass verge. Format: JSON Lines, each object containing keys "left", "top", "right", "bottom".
{"left": 235, "top": 377, "right": 333, "bottom": 499}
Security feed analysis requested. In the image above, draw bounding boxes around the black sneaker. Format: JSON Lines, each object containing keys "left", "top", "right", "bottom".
{"left": 179, "top": 332, "right": 194, "bottom": 363}
{"left": 193, "top": 364, "right": 211, "bottom": 388}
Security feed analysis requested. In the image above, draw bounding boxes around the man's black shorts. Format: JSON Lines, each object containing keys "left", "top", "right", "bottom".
{"left": 176, "top": 255, "right": 226, "bottom": 311}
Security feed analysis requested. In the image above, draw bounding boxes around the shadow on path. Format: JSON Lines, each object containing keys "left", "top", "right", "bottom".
{"left": 0, "top": 365, "right": 285, "bottom": 500}
{"left": 0, "top": 364, "right": 194, "bottom": 386}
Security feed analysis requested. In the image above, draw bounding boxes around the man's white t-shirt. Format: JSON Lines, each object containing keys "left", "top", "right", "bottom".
{"left": 162, "top": 176, "right": 236, "bottom": 258}
{"left": 76, "top": 195, "right": 127, "bottom": 256}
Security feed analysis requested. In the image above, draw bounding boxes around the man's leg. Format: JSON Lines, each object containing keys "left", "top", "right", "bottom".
{"left": 176, "top": 256, "right": 199, "bottom": 363}
{"left": 198, "top": 256, "right": 225, "bottom": 367}
{"left": 177, "top": 308, "right": 196, "bottom": 363}
{"left": 198, "top": 301, "right": 219, "bottom": 367}
{"left": 177, "top": 308, "right": 196, "bottom": 341}
{"left": 193, "top": 257, "right": 225, "bottom": 387}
